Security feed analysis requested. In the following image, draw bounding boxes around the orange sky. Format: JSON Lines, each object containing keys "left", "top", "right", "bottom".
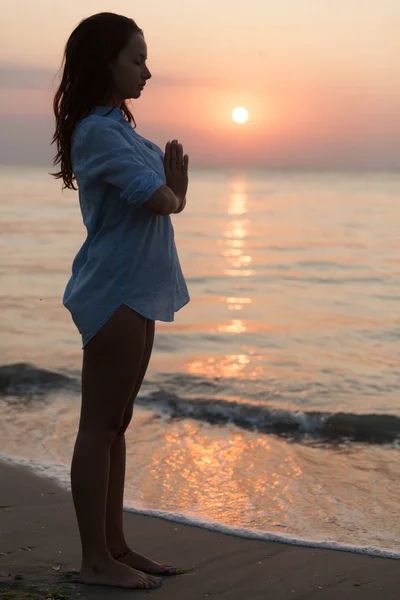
{"left": 0, "top": 0, "right": 398, "bottom": 168}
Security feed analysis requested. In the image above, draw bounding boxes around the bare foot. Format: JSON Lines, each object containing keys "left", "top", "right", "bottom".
{"left": 79, "top": 557, "right": 163, "bottom": 589}
{"left": 113, "top": 548, "right": 176, "bottom": 575}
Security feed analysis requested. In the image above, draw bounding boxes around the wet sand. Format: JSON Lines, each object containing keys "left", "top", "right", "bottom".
{"left": 0, "top": 458, "right": 399, "bottom": 599}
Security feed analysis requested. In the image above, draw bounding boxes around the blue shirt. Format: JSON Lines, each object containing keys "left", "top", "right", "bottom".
{"left": 63, "top": 105, "right": 190, "bottom": 348}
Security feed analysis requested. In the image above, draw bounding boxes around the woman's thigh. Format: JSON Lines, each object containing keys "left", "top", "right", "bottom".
{"left": 120, "top": 318, "right": 155, "bottom": 433}
{"left": 78, "top": 305, "right": 147, "bottom": 436}
{"left": 127, "top": 318, "right": 154, "bottom": 402}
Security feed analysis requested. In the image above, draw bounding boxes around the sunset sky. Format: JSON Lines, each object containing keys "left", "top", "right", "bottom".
{"left": 0, "top": 0, "right": 398, "bottom": 169}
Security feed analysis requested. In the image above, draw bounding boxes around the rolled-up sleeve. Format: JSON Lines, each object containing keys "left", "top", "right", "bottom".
{"left": 73, "top": 121, "right": 164, "bottom": 206}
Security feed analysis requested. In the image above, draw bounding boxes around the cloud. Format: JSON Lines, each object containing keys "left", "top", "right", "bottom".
{"left": 0, "top": 114, "right": 54, "bottom": 166}
{"left": 0, "top": 111, "right": 398, "bottom": 170}
{"left": 0, "top": 64, "right": 59, "bottom": 91}
{"left": 0, "top": 63, "right": 224, "bottom": 92}
{"left": 0, "top": 63, "right": 397, "bottom": 169}
{"left": 150, "top": 73, "right": 224, "bottom": 88}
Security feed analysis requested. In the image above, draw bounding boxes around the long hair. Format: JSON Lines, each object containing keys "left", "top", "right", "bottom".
{"left": 50, "top": 12, "right": 143, "bottom": 191}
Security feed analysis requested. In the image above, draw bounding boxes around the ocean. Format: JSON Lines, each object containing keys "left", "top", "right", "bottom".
{"left": 0, "top": 164, "right": 399, "bottom": 558}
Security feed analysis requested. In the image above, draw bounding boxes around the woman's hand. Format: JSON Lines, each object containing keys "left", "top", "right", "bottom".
{"left": 163, "top": 139, "right": 189, "bottom": 204}
{"left": 174, "top": 195, "right": 186, "bottom": 214}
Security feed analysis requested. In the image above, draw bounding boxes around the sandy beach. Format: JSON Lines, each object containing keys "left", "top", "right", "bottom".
{"left": 0, "top": 458, "right": 399, "bottom": 599}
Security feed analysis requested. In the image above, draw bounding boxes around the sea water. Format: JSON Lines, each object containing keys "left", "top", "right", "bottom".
{"left": 0, "top": 165, "right": 399, "bottom": 557}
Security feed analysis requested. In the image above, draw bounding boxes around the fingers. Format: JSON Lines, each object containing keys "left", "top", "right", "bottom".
{"left": 170, "top": 140, "right": 183, "bottom": 167}
{"left": 170, "top": 140, "right": 177, "bottom": 165}
{"left": 176, "top": 142, "right": 183, "bottom": 166}
{"left": 164, "top": 141, "right": 171, "bottom": 170}
{"left": 167, "top": 140, "right": 183, "bottom": 160}
{"left": 165, "top": 140, "right": 189, "bottom": 173}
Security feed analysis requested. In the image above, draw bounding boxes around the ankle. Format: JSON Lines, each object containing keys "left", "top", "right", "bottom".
{"left": 107, "top": 541, "right": 129, "bottom": 558}
{"left": 111, "top": 548, "right": 130, "bottom": 559}
{"left": 81, "top": 551, "right": 114, "bottom": 571}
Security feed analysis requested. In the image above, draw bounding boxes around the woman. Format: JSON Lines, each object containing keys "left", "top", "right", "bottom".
{"left": 50, "top": 12, "right": 190, "bottom": 591}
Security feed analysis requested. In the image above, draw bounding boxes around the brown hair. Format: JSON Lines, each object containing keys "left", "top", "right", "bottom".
{"left": 50, "top": 12, "right": 142, "bottom": 190}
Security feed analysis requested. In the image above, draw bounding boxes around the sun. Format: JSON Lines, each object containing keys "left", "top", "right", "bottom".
{"left": 232, "top": 107, "right": 249, "bottom": 124}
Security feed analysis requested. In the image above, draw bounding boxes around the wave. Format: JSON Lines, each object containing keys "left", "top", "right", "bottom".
{"left": 138, "top": 390, "right": 400, "bottom": 444}
{"left": 1, "top": 363, "right": 399, "bottom": 444}
{"left": 0, "top": 362, "right": 80, "bottom": 396}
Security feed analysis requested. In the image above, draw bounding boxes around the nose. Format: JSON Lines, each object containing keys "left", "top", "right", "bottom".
{"left": 144, "top": 66, "right": 152, "bottom": 80}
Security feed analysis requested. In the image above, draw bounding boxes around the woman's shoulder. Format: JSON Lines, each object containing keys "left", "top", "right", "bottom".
{"left": 74, "top": 113, "right": 123, "bottom": 137}
{"left": 72, "top": 113, "right": 134, "bottom": 155}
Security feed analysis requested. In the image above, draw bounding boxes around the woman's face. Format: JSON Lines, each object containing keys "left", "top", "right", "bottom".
{"left": 110, "top": 32, "right": 152, "bottom": 103}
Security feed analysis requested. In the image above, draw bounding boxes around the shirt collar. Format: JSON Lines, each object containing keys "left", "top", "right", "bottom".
{"left": 90, "top": 106, "right": 126, "bottom": 122}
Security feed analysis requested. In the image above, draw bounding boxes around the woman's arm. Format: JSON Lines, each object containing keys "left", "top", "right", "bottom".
{"left": 145, "top": 185, "right": 185, "bottom": 215}
{"left": 173, "top": 196, "right": 186, "bottom": 214}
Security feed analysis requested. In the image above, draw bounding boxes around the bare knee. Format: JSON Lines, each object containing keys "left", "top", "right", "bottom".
{"left": 77, "top": 423, "right": 122, "bottom": 446}
{"left": 118, "top": 405, "right": 134, "bottom": 436}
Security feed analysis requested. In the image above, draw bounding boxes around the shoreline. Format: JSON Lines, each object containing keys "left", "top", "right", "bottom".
{"left": 1, "top": 452, "right": 399, "bottom": 561}
{"left": 1, "top": 459, "right": 400, "bottom": 599}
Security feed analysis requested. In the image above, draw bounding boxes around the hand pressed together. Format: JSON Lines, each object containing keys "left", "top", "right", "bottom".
{"left": 163, "top": 139, "right": 189, "bottom": 213}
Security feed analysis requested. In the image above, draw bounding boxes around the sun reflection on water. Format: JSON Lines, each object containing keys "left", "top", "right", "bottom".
{"left": 135, "top": 419, "right": 304, "bottom": 529}
{"left": 221, "top": 296, "right": 252, "bottom": 311}
{"left": 185, "top": 353, "right": 260, "bottom": 379}
{"left": 182, "top": 175, "right": 260, "bottom": 381}
{"left": 222, "top": 178, "right": 255, "bottom": 278}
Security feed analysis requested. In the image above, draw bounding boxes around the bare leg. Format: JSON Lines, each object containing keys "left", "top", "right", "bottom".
{"left": 105, "top": 318, "right": 155, "bottom": 555}
{"left": 105, "top": 321, "right": 176, "bottom": 575}
{"left": 71, "top": 306, "right": 163, "bottom": 590}
{"left": 106, "top": 433, "right": 128, "bottom": 555}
